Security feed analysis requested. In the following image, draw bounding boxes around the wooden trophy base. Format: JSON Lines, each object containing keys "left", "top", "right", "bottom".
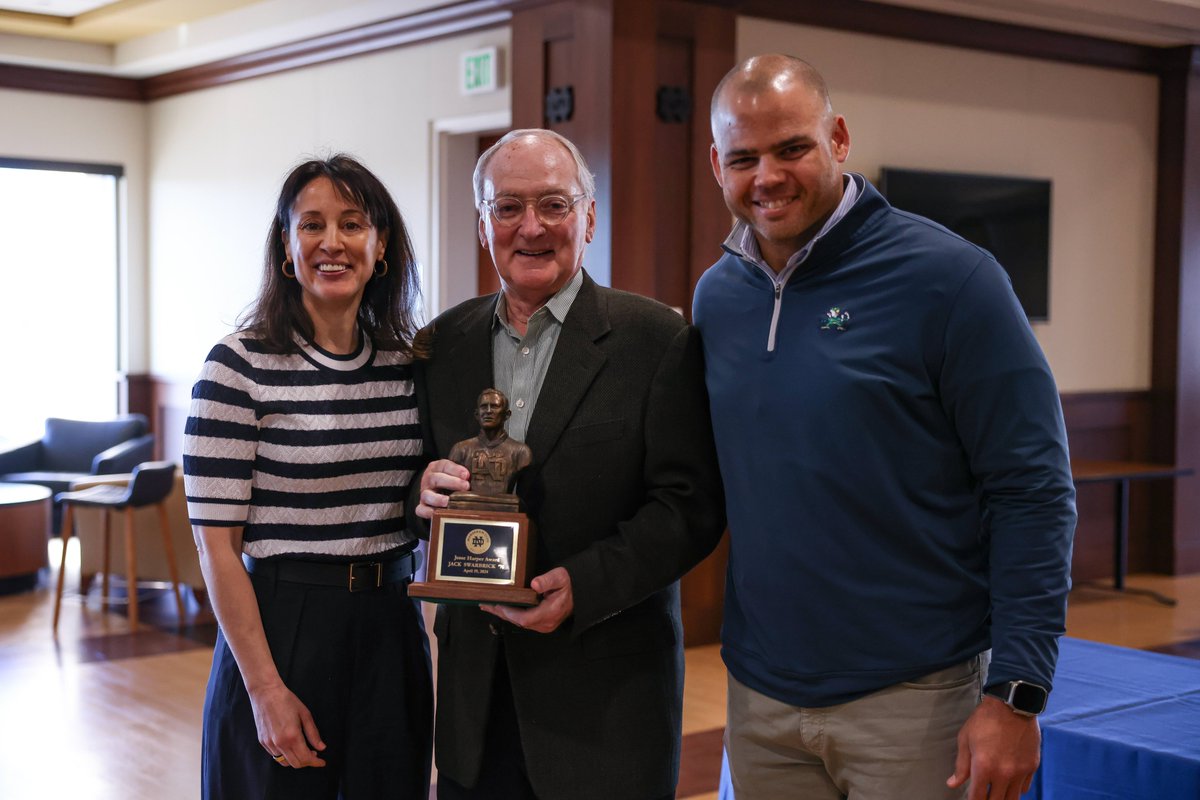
{"left": 408, "top": 581, "right": 539, "bottom": 606}
{"left": 409, "top": 507, "right": 538, "bottom": 607}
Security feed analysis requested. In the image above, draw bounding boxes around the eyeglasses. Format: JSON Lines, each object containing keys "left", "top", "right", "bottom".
{"left": 480, "top": 194, "right": 587, "bottom": 226}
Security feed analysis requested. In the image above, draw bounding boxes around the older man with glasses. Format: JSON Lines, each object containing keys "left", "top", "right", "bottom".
{"left": 412, "top": 128, "right": 726, "bottom": 800}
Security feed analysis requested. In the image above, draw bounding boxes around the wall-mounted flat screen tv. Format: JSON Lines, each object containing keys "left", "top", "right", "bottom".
{"left": 878, "top": 168, "right": 1051, "bottom": 321}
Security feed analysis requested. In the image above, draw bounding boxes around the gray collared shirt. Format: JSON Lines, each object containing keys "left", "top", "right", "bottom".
{"left": 491, "top": 268, "right": 584, "bottom": 442}
{"left": 720, "top": 173, "right": 862, "bottom": 352}
{"left": 722, "top": 173, "right": 862, "bottom": 275}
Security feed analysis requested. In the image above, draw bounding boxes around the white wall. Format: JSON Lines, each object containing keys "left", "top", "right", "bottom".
{"left": 439, "top": 128, "right": 491, "bottom": 311}
{"left": 739, "top": 17, "right": 1159, "bottom": 393}
{"left": 0, "top": 88, "right": 149, "bottom": 374}
{"left": 0, "top": 17, "right": 1159, "bottom": 401}
{"left": 146, "top": 27, "right": 511, "bottom": 384}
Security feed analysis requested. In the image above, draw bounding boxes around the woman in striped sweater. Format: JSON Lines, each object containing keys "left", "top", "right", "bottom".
{"left": 183, "top": 155, "right": 432, "bottom": 799}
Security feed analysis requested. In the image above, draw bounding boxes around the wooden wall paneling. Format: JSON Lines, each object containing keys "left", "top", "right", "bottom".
{"left": 1071, "top": 486, "right": 1115, "bottom": 581}
{"left": 120, "top": 373, "right": 159, "bottom": 458}
{"left": 1061, "top": 392, "right": 1153, "bottom": 581}
{"left": 511, "top": 0, "right": 733, "bottom": 304}
{"left": 116, "top": 374, "right": 192, "bottom": 464}
{"left": 152, "top": 377, "right": 193, "bottom": 467}
{"left": 612, "top": 0, "right": 735, "bottom": 307}
{"left": 508, "top": 2, "right": 553, "bottom": 128}
{"left": 511, "top": 0, "right": 617, "bottom": 285}
{"left": 120, "top": 373, "right": 155, "bottom": 421}
{"left": 651, "top": 32, "right": 694, "bottom": 310}
{"left": 655, "top": 1, "right": 735, "bottom": 641}
{"left": 1150, "top": 47, "right": 1200, "bottom": 573}
{"left": 0, "top": 63, "right": 142, "bottom": 100}
{"left": 609, "top": 0, "right": 659, "bottom": 298}
{"left": 653, "top": 0, "right": 735, "bottom": 642}
{"left": 1175, "top": 54, "right": 1200, "bottom": 574}
{"left": 568, "top": 0, "right": 616, "bottom": 289}
{"left": 616, "top": 0, "right": 736, "bottom": 642}
{"left": 1149, "top": 51, "right": 1185, "bottom": 574}
{"left": 681, "top": 533, "right": 728, "bottom": 647}
{"left": 1061, "top": 392, "right": 1151, "bottom": 459}
{"left": 681, "top": 2, "right": 736, "bottom": 308}
{"left": 509, "top": 0, "right": 735, "bottom": 643}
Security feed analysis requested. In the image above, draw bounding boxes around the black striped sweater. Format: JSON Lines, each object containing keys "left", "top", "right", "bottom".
{"left": 182, "top": 331, "right": 422, "bottom": 561}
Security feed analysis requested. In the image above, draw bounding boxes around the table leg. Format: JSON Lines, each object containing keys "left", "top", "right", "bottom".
{"left": 1113, "top": 478, "right": 1129, "bottom": 592}
{"left": 1111, "top": 477, "right": 1176, "bottom": 606}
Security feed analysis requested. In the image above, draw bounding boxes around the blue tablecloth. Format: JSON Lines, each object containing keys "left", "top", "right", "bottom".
{"left": 717, "top": 638, "right": 1200, "bottom": 799}
{"left": 1028, "top": 638, "right": 1200, "bottom": 799}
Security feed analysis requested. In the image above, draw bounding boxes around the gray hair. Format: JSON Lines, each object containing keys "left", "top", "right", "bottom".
{"left": 472, "top": 128, "right": 596, "bottom": 207}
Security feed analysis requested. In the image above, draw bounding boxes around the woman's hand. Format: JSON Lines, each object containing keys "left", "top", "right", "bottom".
{"left": 250, "top": 682, "right": 327, "bottom": 769}
{"left": 193, "top": 525, "right": 328, "bottom": 769}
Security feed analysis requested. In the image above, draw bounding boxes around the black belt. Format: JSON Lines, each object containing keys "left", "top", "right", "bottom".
{"left": 244, "top": 549, "right": 421, "bottom": 592}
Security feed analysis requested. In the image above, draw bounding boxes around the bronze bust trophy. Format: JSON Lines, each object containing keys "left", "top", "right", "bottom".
{"left": 446, "top": 389, "right": 532, "bottom": 511}
{"left": 409, "top": 389, "right": 538, "bottom": 606}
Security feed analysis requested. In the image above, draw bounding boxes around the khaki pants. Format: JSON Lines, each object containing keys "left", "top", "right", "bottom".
{"left": 725, "top": 654, "right": 987, "bottom": 800}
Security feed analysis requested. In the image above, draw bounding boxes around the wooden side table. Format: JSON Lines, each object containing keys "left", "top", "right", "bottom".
{"left": 0, "top": 482, "right": 51, "bottom": 593}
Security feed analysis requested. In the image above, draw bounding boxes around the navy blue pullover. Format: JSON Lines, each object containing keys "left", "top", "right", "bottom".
{"left": 693, "top": 177, "right": 1076, "bottom": 708}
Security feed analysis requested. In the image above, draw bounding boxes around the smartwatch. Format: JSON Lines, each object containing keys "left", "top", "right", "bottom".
{"left": 985, "top": 680, "right": 1048, "bottom": 716}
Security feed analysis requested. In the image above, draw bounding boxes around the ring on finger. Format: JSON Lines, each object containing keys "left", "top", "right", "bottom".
{"left": 272, "top": 754, "right": 287, "bottom": 764}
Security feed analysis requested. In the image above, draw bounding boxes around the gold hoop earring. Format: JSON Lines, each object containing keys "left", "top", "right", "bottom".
{"left": 374, "top": 260, "right": 389, "bottom": 277}
{"left": 282, "top": 260, "right": 296, "bottom": 278}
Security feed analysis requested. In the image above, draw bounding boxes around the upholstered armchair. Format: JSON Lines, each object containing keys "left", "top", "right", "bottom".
{"left": 0, "top": 415, "right": 155, "bottom": 533}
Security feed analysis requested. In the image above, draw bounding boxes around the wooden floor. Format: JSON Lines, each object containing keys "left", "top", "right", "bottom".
{"left": 2, "top": 549, "right": 1198, "bottom": 800}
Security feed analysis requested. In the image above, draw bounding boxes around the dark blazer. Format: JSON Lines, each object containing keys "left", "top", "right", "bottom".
{"left": 413, "top": 272, "right": 725, "bottom": 800}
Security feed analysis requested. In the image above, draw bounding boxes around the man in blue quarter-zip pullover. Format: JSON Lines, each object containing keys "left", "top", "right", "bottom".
{"left": 693, "top": 54, "right": 1076, "bottom": 800}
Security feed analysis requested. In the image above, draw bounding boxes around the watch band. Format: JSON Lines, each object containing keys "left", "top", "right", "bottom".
{"left": 985, "top": 680, "right": 1048, "bottom": 716}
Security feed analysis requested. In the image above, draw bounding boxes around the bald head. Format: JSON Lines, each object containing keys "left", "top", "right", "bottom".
{"left": 711, "top": 55, "right": 832, "bottom": 135}
{"left": 707, "top": 53, "right": 850, "bottom": 273}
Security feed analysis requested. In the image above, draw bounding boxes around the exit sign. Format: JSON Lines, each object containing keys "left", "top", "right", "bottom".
{"left": 461, "top": 47, "right": 499, "bottom": 95}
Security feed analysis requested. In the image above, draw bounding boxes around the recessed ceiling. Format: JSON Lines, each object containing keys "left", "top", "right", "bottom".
{"left": 2, "top": 1, "right": 118, "bottom": 16}
{"left": 881, "top": 0, "right": 1200, "bottom": 47}
{"left": 0, "top": 0, "right": 262, "bottom": 43}
{"left": 2, "top": 0, "right": 1200, "bottom": 79}
{"left": 0, "top": 0, "right": 445, "bottom": 76}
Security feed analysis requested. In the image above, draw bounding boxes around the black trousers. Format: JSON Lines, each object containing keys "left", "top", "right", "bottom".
{"left": 202, "top": 566, "right": 433, "bottom": 800}
{"left": 436, "top": 646, "right": 674, "bottom": 800}
{"left": 437, "top": 649, "right": 537, "bottom": 800}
